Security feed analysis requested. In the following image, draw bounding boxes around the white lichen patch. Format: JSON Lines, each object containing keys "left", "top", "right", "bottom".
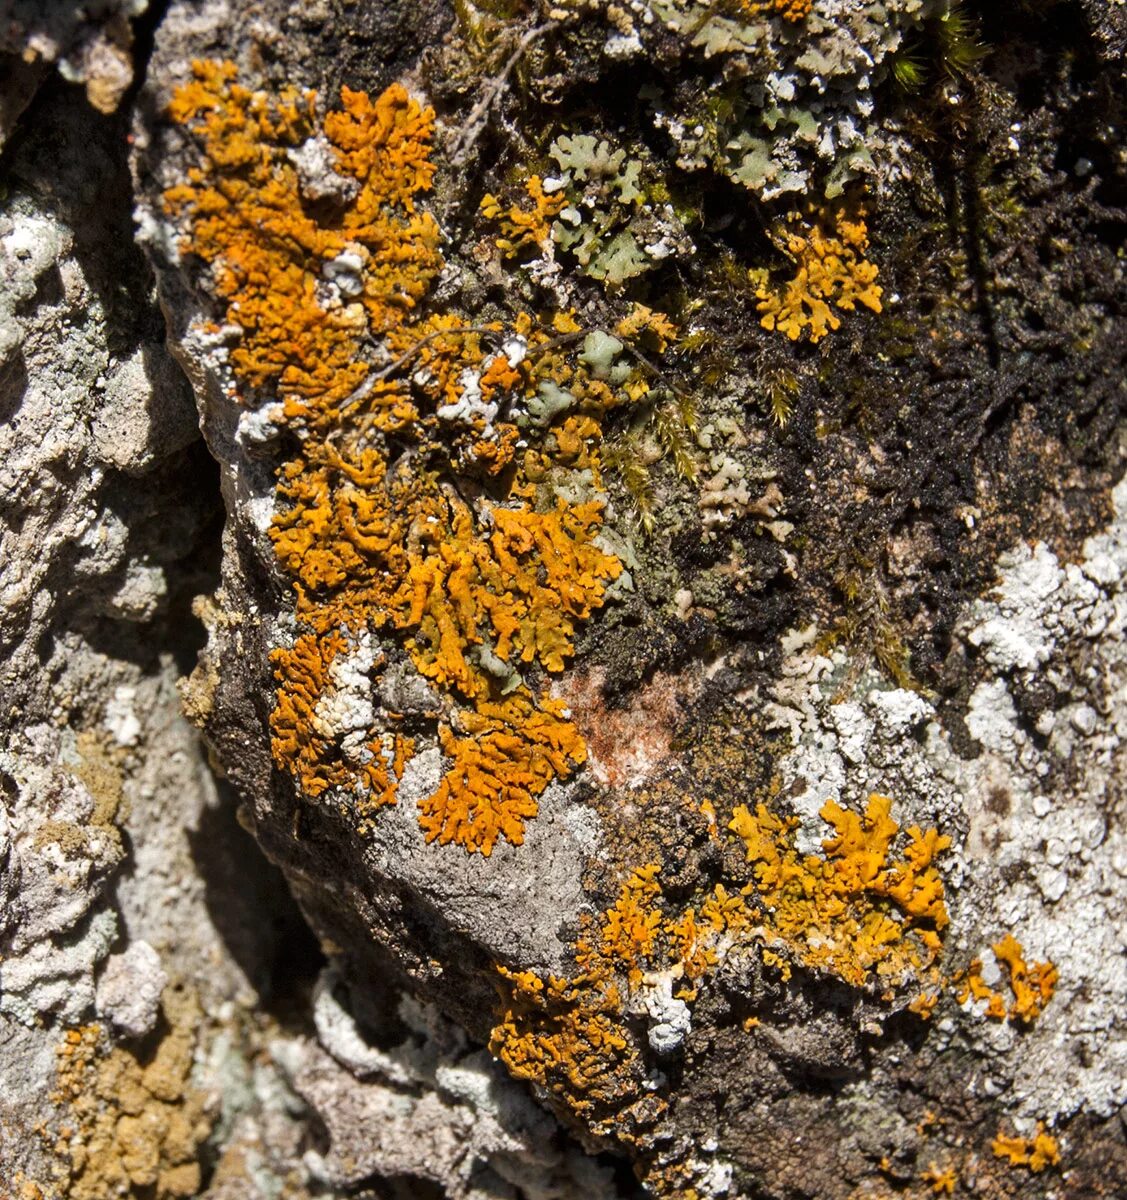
{"left": 95, "top": 940, "right": 168, "bottom": 1038}
{"left": 311, "top": 628, "right": 380, "bottom": 766}
{"left": 699, "top": 455, "right": 751, "bottom": 539}
{"left": 633, "top": 968, "right": 693, "bottom": 1055}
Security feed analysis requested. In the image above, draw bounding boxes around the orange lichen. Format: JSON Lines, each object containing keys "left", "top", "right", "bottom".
{"left": 728, "top": 793, "right": 951, "bottom": 989}
{"left": 956, "top": 935, "right": 1057, "bottom": 1024}
{"left": 268, "top": 628, "right": 399, "bottom": 803}
{"left": 420, "top": 696, "right": 586, "bottom": 853}
{"left": 492, "top": 795, "right": 954, "bottom": 1177}
{"left": 166, "top": 63, "right": 648, "bottom": 854}
{"left": 490, "top": 966, "right": 637, "bottom": 1124}
{"left": 731, "top": 0, "right": 813, "bottom": 20}
{"left": 991, "top": 1123, "right": 1061, "bottom": 1172}
{"left": 480, "top": 175, "right": 566, "bottom": 257}
{"left": 756, "top": 200, "right": 883, "bottom": 343}
{"left": 490, "top": 863, "right": 747, "bottom": 1131}
{"left": 921, "top": 1163, "right": 957, "bottom": 1194}
{"left": 164, "top": 62, "right": 441, "bottom": 429}
{"left": 579, "top": 862, "right": 665, "bottom": 986}
{"left": 615, "top": 303, "right": 679, "bottom": 351}
{"left": 992, "top": 933, "right": 1058, "bottom": 1022}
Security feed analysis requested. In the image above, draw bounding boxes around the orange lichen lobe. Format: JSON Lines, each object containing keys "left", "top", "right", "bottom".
{"left": 728, "top": 793, "right": 951, "bottom": 989}
{"left": 756, "top": 200, "right": 883, "bottom": 343}
{"left": 991, "top": 1123, "right": 1061, "bottom": 1172}
{"left": 731, "top": 0, "right": 813, "bottom": 20}
{"left": 921, "top": 1162, "right": 958, "bottom": 1195}
{"left": 480, "top": 175, "right": 566, "bottom": 257}
{"left": 956, "top": 935, "right": 1057, "bottom": 1024}
{"left": 992, "top": 933, "right": 1058, "bottom": 1022}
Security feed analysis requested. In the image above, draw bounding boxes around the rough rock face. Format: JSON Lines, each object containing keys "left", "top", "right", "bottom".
{"left": 122, "top": 0, "right": 1127, "bottom": 1196}
{"left": 2, "top": 0, "right": 1126, "bottom": 1197}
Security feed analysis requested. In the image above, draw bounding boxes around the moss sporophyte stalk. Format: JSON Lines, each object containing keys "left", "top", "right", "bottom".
{"left": 165, "top": 62, "right": 689, "bottom": 855}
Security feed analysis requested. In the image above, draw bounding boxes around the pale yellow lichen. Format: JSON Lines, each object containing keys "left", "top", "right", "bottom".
{"left": 45, "top": 992, "right": 212, "bottom": 1200}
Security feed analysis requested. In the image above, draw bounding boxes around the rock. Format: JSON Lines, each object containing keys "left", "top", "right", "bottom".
{"left": 2, "top": 0, "right": 1126, "bottom": 1197}
{"left": 96, "top": 941, "right": 168, "bottom": 1038}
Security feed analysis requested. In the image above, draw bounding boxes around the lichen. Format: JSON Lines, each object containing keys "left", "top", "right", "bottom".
{"left": 920, "top": 1162, "right": 957, "bottom": 1195}
{"left": 725, "top": 0, "right": 812, "bottom": 21}
{"left": 166, "top": 64, "right": 685, "bottom": 854}
{"left": 491, "top": 793, "right": 951, "bottom": 1166}
{"left": 728, "top": 793, "right": 950, "bottom": 989}
{"left": 480, "top": 175, "right": 566, "bottom": 257}
{"left": 44, "top": 990, "right": 212, "bottom": 1200}
{"left": 956, "top": 934, "right": 1058, "bottom": 1025}
{"left": 544, "top": 131, "right": 693, "bottom": 289}
{"left": 755, "top": 199, "right": 883, "bottom": 343}
{"left": 990, "top": 1123, "right": 1061, "bottom": 1172}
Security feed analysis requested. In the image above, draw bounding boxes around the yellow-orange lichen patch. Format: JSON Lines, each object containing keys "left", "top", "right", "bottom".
{"left": 921, "top": 1162, "right": 958, "bottom": 1195}
{"left": 756, "top": 199, "right": 883, "bottom": 343}
{"left": 490, "top": 862, "right": 751, "bottom": 1132}
{"left": 164, "top": 61, "right": 441, "bottom": 428}
{"left": 420, "top": 696, "right": 587, "bottom": 854}
{"left": 991, "top": 1123, "right": 1061, "bottom": 1172}
{"left": 481, "top": 176, "right": 566, "bottom": 257}
{"left": 490, "top": 966, "right": 637, "bottom": 1123}
{"left": 728, "top": 793, "right": 950, "bottom": 989}
{"left": 45, "top": 992, "right": 212, "bottom": 1200}
{"left": 955, "top": 934, "right": 1057, "bottom": 1024}
{"left": 991, "top": 933, "right": 1058, "bottom": 1022}
{"left": 730, "top": 0, "right": 813, "bottom": 21}
{"left": 167, "top": 63, "right": 643, "bottom": 854}
{"left": 491, "top": 794, "right": 954, "bottom": 1173}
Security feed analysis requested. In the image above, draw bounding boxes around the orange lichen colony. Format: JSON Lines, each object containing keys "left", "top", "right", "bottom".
{"left": 165, "top": 61, "right": 649, "bottom": 854}
{"left": 480, "top": 176, "right": 566, "bottom": 257}
{"left": 757, "top": 200, "right": 883, "bottom": 343}
{"left": 920, "top": 1162, "right": 958, "bottom": 1195}
{"left": 491, "top": 794, "right": 951, "bottom": 1148}
{"left": 728, "top": 793, "right": 951, "bottom": 988}
{"left": 956, "top": 933, "right": 1058, "bottom": 1024}
{"left": 491, "top": 863, "right": 752, "bottom": 1137}
{"left": 991, "top": 1122, "right": 1061, "bottom": 1172}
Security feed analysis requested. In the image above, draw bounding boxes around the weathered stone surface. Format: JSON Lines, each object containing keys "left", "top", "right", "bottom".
{"left": 123, "top": 0, "right": 1127, "bottom": 1196}
{"left": 1, "top": 0, "right": 1125, "bottom": 1197}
